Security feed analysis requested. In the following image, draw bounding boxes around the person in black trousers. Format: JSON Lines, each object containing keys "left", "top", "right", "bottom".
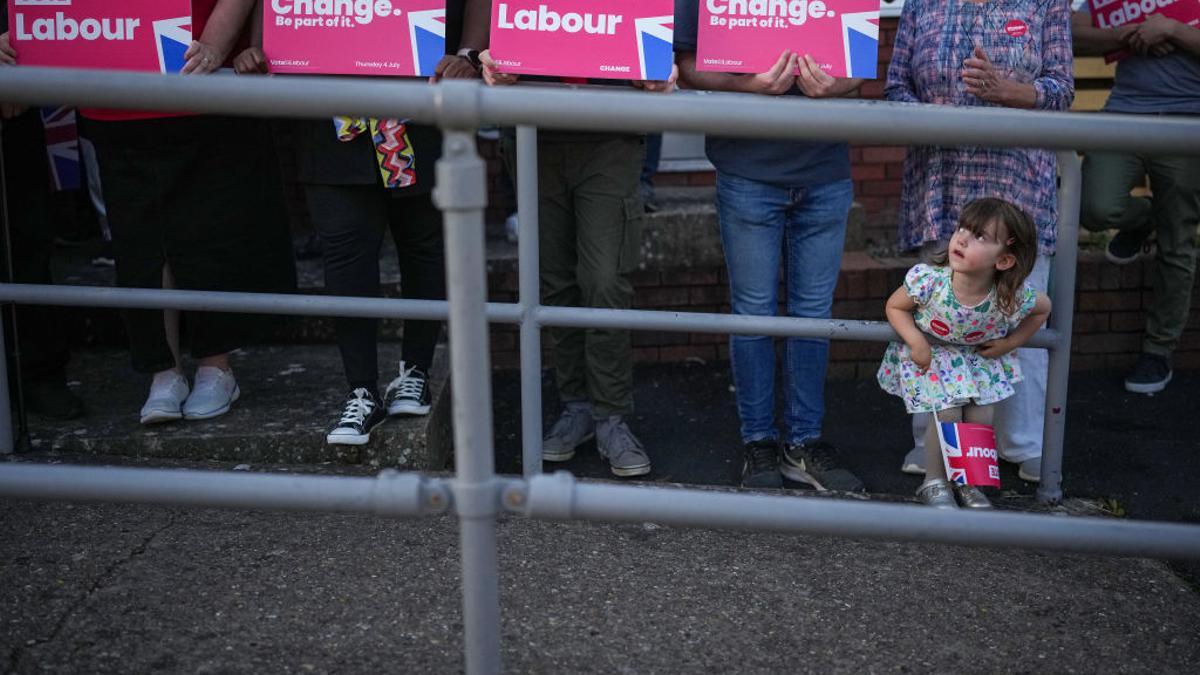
{"left": 237, "top": 0, "right": 489, "bottom": 444}
{"left": 0, "top": 106, "right": 84, "bottom": 421}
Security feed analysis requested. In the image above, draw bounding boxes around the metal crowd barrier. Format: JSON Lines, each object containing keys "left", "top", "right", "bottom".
{"left": 2, "top": 68, "right": 1200, "bottom": 674}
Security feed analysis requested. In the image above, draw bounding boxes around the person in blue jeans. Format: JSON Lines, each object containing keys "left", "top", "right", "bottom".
{"left": 674, "top": 0, "right": 866, "bottom": 490}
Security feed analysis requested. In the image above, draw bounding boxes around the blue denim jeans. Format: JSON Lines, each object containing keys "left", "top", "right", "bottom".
{"left": 716, "top": 174, "right": 853, "bottom": 445}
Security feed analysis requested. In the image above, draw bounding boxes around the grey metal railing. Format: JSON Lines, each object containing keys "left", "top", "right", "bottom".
{"left": 2, "top": 67, "right": 1200, "bottom": 675}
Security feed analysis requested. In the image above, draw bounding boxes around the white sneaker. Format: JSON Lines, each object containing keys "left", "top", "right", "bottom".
{"left": 1017, "top": 457, "right": 1042, "bottom": 483}
{"left": 182, "top": 367, "right": 240, "bottom": 420}
{"left": 139, "top": 370, "right": 190, "bottom": 425}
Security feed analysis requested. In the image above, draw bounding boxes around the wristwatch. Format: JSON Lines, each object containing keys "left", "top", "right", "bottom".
{"left": 456, "top": 48, "right": 482, "bottom": 69}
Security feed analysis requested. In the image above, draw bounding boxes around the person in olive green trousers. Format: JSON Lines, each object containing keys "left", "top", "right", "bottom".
{"left": 1072, "top": 10, "right": 1200, "bottom": 394}
{"left": 481, "top": 51, "right": 677, "bottom": 477}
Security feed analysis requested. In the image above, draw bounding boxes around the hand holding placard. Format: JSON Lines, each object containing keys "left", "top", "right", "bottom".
{"left": 632, "top": 63, "right": 679, "bottom": 92}
{"left": 233, "top": 46, "right": 268, "bottom": 74}
{"left": 182, "top": 40, "right": 223, "bottom": 75}
{"left": 796, "top": 53, "right": 860, "bottom": 97}
{"left": 0, "top": 31, "right": 15, "bottom": 65}
{"left": 739, "top": 50, "right": 797, "bottom": 95}
{"left": 1127, "top": 13, "right": 1180, "bottom": 55}
{"left": 480, "top": 49, "right": 519, "bottom": 86}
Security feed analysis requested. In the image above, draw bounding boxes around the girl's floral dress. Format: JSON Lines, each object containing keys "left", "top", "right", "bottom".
{"left": 878, "top": 263, "right": 1037, "bottom": 413}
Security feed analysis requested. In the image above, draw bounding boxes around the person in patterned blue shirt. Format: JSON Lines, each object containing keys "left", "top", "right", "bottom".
{"left": 886, "top": 0, "right": 1074, "bottom": 484}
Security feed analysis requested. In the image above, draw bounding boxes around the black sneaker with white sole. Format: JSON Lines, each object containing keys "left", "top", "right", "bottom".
{"left": 385, "top": 362, "right": 431, "bottom": 416}
{"left": 1124, "top": 352, "right": 1172, "bottom": 394}
{"left": 1105, "top": 229, "right": 1153, "bottom": 265}
{"left": 327, "top": 388, "right": 386, "bottom": 446}
{"left": 741, "top": 439, "right": 782, "bottom": 488}
{"left": 781, "top": 438, "right": 866, "bottom": 492}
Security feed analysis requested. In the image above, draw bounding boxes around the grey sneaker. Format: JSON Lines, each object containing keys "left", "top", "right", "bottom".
{"left": 542, "top": 402, "right": 594, "bottom": 462}
{"left": 181, "top": 367, "right": 239, "bottom": 420}
{"left": 917, "top": 479, "right": 958, "bottom": 510}
{"left": 953, "top": 484, "right": 993, "bottom": 509}
{"left": 781, "top": 438, "right": 865, "bottom": 492}
{"left": 595, "top": 416, "right": 651, "bottom": 478}
{"left": 901, "top": 446, "right": 926, "bottom": 475}
{"left": 140, "top": 370, "right": 189, "bottom": 425}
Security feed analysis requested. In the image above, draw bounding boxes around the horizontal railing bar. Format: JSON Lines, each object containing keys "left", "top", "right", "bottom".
{"left": 524, "top": 474, "right": 1200, "bottom": 560}
{"left": 0, "top": 283, "right": 1059, "bottom": 348}
{"left": 536, "top": 305, "right": 1061, "bottom": 349}
{"left": 0, "top": 464, "right": 450, "bottom": 517}
{"left": 5, "top": 464, "right": 1197, "bottom": 560}
{"left": 0, "top": 283, "right": 522, "bottom": 323}
{"left": 1, "top": 68, "right": 1198, "bottom": 154}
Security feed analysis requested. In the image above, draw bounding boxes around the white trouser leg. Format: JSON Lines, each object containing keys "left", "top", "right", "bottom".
{"left": 992, "top": 254, "right": 1051, "bottom": 462}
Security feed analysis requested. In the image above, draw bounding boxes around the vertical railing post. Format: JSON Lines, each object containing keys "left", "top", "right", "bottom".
{"left": 0, "top": 311, "right": 11, "bottom": 455}
{"left": 516, "top": 126, "right": 543, "bottom": 477}
{"left": 432, "top": 81, "right": 501, "bottom": 675}
{"left": 1038, "top": 151, "right": 1082, "bottom": 504}
{"left": 0, "top": 117, "right": 12, "bottom": 455}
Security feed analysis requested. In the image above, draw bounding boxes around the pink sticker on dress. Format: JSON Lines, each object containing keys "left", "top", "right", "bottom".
{"left": 1004, "top": 19, "right": 1028, "bottom": 38}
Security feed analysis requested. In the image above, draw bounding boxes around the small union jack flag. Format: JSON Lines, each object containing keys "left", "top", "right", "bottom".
{"left": 40, "top": 106, "right": 80, "bottom": 191}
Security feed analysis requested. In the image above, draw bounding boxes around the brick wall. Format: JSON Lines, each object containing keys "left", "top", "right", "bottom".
{"left": 487, "top": 250, "right": 1200, "bottom": 377}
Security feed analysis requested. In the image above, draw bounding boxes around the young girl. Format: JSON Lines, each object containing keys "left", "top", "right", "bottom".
{"left": 878, "top": 198, "right": 1052, "bottom": 509}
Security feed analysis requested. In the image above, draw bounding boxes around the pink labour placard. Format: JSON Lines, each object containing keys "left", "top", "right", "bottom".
{"left": 696, "top": 0, "right": 880, "bottom": 78}
{"left": 264, "top": 0, "right": 446, "bottom": 76}
{"left": 1089, "top": 0, "right": 1200, "bottom": 63}
{"left": 9, "top": 0, "right": 193, "bottom": 73}
{"left": 488, "top": 0, "right": 675, "bottom": 81}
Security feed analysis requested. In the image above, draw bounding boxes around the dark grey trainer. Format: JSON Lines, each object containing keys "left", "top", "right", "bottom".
{"left": 741, "top": 439, "right": 782, "bottom": 488}
{"left": 1105, "top": 228, "right": 1153, "bottom": 266}
{"left": 782, "top": 438, "right": 866, "bottom": 492}
{"left": 542, "top": 402, "right": 595, "bottom": 462}
{"left": 595, "top": 416, "right": 651, "bottom": 478}
{"left": 1125, "top": 352, "right": 1172, "bottom": 395}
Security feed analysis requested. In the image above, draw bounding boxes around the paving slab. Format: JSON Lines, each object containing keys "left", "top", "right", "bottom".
{"left": 24, "top": 345, "right": 451, "bottom": 470}
{"left": 1, "top": 456, "right": 1198, "bottom": 674}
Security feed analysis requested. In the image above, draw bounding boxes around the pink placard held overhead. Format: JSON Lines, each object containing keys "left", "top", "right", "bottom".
{"left": 488, "top": 0, "right": 675, "bottom": 81}
{"left": 263, "top": 0, "right": 446, "bottom": 76}
{"left": 1089, "top": 0, "right": 1200, "bottom": 63}
{"left": 8, "top": 0, "right": 194, "bottom": 73}
{"left": 696, "top": 0, "right": 880, "bottom": 78}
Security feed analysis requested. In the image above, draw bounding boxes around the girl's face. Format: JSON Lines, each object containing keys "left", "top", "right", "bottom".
{"left": 948, "top": 220, "right": 1015, "bottom": 276}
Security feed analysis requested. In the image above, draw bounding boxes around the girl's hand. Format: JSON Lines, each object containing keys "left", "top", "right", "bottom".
{"left": 978, "top": 337, "right": 1014, "bottom": 359}
{"left": 233, "top": 47, "right": 268, "bottom": 75}
{"left": 909, "top": 341, "right": 932, "bottom": 371}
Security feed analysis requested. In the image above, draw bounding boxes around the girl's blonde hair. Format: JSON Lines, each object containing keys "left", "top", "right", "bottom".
{"left": 932, "top": 198, "right": 1037, "bottom": 316}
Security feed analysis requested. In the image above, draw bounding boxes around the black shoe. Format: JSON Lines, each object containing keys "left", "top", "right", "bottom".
{"left": 1105, "top": 229, "right": 1153, "bottom": 265}
{"left": 326, "top": 388, "right": 386, "bottom": 445}
{"left": 741, "top": 438, "right": 782, "bottom": 488}
{"left": 781, "top": 438, "right": 865, "bottom": 492}
{"left": 24, "top": 378, "right": 85, "bottom": 420}
{"left": 1124, "top": 352, "right": 1172, "bottom": 394}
